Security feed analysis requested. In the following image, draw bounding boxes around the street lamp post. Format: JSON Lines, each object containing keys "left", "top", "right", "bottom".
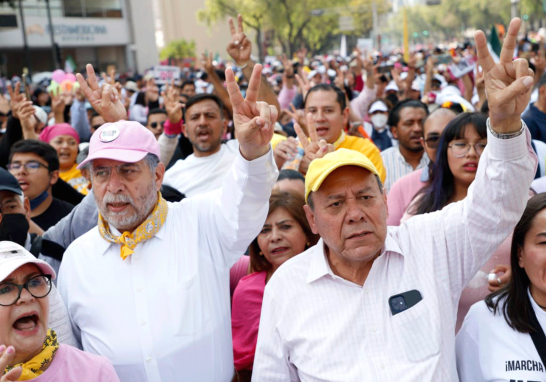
{"left": 511, "top": 0, "right": 520, "bottom": 20}
{"left": 44, "top": 0, "right": 60, "bottom": 69}
{"left": 17, "top": 0, "right": 32, "bottom": 76}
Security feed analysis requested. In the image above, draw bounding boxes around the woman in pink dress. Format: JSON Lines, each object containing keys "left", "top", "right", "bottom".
{"left": 231, "top": 190, "right": 319, "bottom": 382}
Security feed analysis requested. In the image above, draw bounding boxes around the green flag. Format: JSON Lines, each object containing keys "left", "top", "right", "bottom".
{"left": 489, "top": 25, "right": 502, "bottom": 59}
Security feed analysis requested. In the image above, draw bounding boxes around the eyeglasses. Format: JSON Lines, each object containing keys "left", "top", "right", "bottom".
{"left": 7, "top": 161, "right": 49, "bottom": 173}
{"left": 0, "top": 275, "right": 52, "bottom": 306}
{"left": 149, "top": 121, "right": 165, "bottom": 129}
{"left": 424, "top": 135, "right": 440, "bottom": 149}
{"left": 91, "top": 163, "right": 142, "bottom": 184}
{"left": 448, "top": 141, "right": 487, "bottom": 157}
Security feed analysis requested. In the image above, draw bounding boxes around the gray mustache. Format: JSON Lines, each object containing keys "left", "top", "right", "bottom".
{"left": 103, "top": 193, "right": 135, "bottom": 206}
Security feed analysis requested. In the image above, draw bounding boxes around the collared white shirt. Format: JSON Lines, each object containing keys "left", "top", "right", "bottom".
{"left": 58, "top": 150, "right": 277, "bottom": 382}
{"left": 253, "top": 128, "right": 537, "bottom": 382}
{"left": 381, "top": 146, "right": 429, "bottom": 193}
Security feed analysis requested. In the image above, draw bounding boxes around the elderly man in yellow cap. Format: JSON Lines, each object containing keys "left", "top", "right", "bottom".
{"left": 252, "top": 18, "right": 538, "bottom": 381}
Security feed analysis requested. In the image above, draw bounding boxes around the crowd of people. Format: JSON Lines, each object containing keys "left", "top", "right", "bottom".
{"left": 0, "top": 13, "right": 544, "bottom": 382}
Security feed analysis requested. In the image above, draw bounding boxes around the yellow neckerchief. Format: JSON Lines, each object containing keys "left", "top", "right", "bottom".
{"left": 5, "top": 329, "right": 59, "bottom": 380}
{"left": 98, "top": 192, "right": 168, "bottom": 260}
{"left": 332, "top": 130, "right": 346, "bottom": 149}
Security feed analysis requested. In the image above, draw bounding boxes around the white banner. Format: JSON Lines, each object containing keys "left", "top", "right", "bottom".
{"left": 150, "top": 65, "right": 181, "bottom": 84}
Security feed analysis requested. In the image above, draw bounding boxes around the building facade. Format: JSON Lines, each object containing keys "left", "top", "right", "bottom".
{"left": 0, "top": 0, "right": 158, "bottom": 76}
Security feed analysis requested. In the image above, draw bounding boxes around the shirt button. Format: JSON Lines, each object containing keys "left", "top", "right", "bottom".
{"left": 140, "top": 320, "right": 146, "bottom": 325}
{"left": 146, "top": 356, "right": 152, "bottom": 362}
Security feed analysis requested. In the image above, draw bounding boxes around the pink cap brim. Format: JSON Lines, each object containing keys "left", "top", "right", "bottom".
{"left": 77, "top": 148, "right": 149, "bottom": 169}
{"left": 0, "top": 257, "right": 56, "bottom": 282}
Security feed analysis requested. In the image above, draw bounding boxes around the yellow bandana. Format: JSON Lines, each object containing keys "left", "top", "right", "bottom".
{"left": 5, "top": 329, "right": 59, "bottom": 380}
{"left": 98, "top": 192, "right": 168, "bottom": 260}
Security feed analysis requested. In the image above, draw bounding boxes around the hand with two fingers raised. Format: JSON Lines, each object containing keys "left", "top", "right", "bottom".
{"left": 76, "top": 64, "right": 127, "bottom": 123}
{"left": 474, "top": 18, "right": 534, "bottom": 133}
{"left": 295, "top": 112, "right": 334, "bottom": 174}
{"left": 225, "top": 64, "right": 278, "bottom": 161}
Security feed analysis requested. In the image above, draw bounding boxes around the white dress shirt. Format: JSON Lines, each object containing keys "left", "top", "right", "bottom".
{"left": 163, "top": 140, "right": 239, "bottom": 198}
{"left": 58, "top": 149, "right": 277, "bottom": 382}
{"left": 456, "top": 290, "right": 546, "bottom": 382}
{"left": 253, "top": 127, "right": 537, "bottom": 382}
{"left": 380, "top": 146, "right": 429, "bottom": 193}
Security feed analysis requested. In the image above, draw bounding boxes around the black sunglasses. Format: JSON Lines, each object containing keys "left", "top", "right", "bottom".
{"left": 149, "top": 121, "right": 165, "bottom": 129}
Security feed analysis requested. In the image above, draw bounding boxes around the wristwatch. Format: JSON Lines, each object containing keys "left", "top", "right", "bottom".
{"left": 486, "top": 118, "right": 526, "bottom": 139}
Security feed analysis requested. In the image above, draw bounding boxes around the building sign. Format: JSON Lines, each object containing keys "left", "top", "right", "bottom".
{"left": 0, "top": 16, "right": 130, "bottom": 48}
{"left": 48, "top": 24, "right": 109, "bottom": 43}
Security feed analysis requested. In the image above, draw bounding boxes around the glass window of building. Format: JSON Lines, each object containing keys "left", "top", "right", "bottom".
{"left": 62, "top": 0, "right": 122, "bottom": 18}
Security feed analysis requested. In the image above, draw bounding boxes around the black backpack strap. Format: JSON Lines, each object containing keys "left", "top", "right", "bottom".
{"left": 528, "top": 297, "right": 546, "bottom": 367}
{"left": 40, "top": 239, "right": 65, "bottom": 263}
{"left": 28, "top": 233, "right": 42, "bottom": 258}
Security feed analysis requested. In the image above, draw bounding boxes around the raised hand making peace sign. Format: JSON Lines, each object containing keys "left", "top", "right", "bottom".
{"left": 295, "top": 112, "right": 335, "bottom": 174}
{"left": 474, "top": 18, "right": 534, "bottom": 133}
{"left": 76, "top": 64, "right": 127, "bottom": 123}
{"left": 225, "top": 64, "right": 278, "bottom": 161}
{"left": 227, "top": 14, "right": 251, "bottom": 67}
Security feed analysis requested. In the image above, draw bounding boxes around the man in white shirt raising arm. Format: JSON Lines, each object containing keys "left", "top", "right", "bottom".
{"left": 58, "top": 63, "right": 280, "bottom": 382}
{"left": 252, "top": 18, "right": 538, "bottom": 382}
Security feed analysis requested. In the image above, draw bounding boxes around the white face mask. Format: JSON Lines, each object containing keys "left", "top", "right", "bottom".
{"left": 371, "top": 114, "right": 388, "bottom": 131}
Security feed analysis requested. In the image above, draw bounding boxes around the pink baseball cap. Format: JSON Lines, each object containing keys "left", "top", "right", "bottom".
{"left": 78, "top": 120, "right": 160, "bottom": 169}
{"left": 0, "top": 241, "right": 56, "bottom": 282}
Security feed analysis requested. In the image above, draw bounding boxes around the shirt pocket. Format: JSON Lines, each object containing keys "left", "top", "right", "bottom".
{"left": 167, "top": 276, "right": 209, "bottom": 337}
{"left": 391, "top": 301, "right": 440, "bottom": 362}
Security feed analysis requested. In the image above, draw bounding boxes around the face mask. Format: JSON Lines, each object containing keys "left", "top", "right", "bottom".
{"left": 371, "top": 114, "right": 388, "bottom": 131}
{"left": 0, "top": 214, "right": 29, "bottom": 246}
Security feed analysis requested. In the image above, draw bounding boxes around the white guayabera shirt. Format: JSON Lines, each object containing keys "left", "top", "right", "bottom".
{"left": 58, "top": 149, "right": 277, "bottom": 382}
{"left": 253, "top": 127, "right": 537, "bottom": 382}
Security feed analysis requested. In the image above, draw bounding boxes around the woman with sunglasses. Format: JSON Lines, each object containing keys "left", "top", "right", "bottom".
{"left": 39, "top": 124, "right": 89, "bottom": 195}
{"left": 0, "top": 241, "right": 119, "bottom": 381}
{"left": 456, "top": 194, "right": 546, "bottom": 382}
{"left": 403, "top": 112, "right": 512, "bottom": 332}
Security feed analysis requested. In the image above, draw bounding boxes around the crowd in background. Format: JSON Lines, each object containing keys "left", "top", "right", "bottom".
{"left": 0, "top": 13, "right": 544, "bottom": 382}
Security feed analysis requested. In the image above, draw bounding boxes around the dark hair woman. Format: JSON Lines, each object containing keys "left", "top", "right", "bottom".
{"left": 231, "top": 190, "right": 319, "bottom": 382}
{"left": 456, "top": 194, "right": 546, "bottom": 381}
{"left": 403, "top": 112, "right": 513, "bottom": 332}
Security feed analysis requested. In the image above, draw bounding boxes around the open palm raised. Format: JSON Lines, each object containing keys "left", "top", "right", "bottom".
{"left": 474, "top": 18, "right": 534, "bottom": 133}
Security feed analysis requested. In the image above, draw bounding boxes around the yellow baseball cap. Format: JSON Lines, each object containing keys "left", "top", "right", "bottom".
{"left": 305, "top": 148, "right": 380, "bottom": 202}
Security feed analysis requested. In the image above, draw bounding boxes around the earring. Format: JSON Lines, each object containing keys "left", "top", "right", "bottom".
{"left": 259, "top": 251, "right": 264, "bottom": 256}
{"left": 306, "top": 242, "right": 310, "bottom": 247}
